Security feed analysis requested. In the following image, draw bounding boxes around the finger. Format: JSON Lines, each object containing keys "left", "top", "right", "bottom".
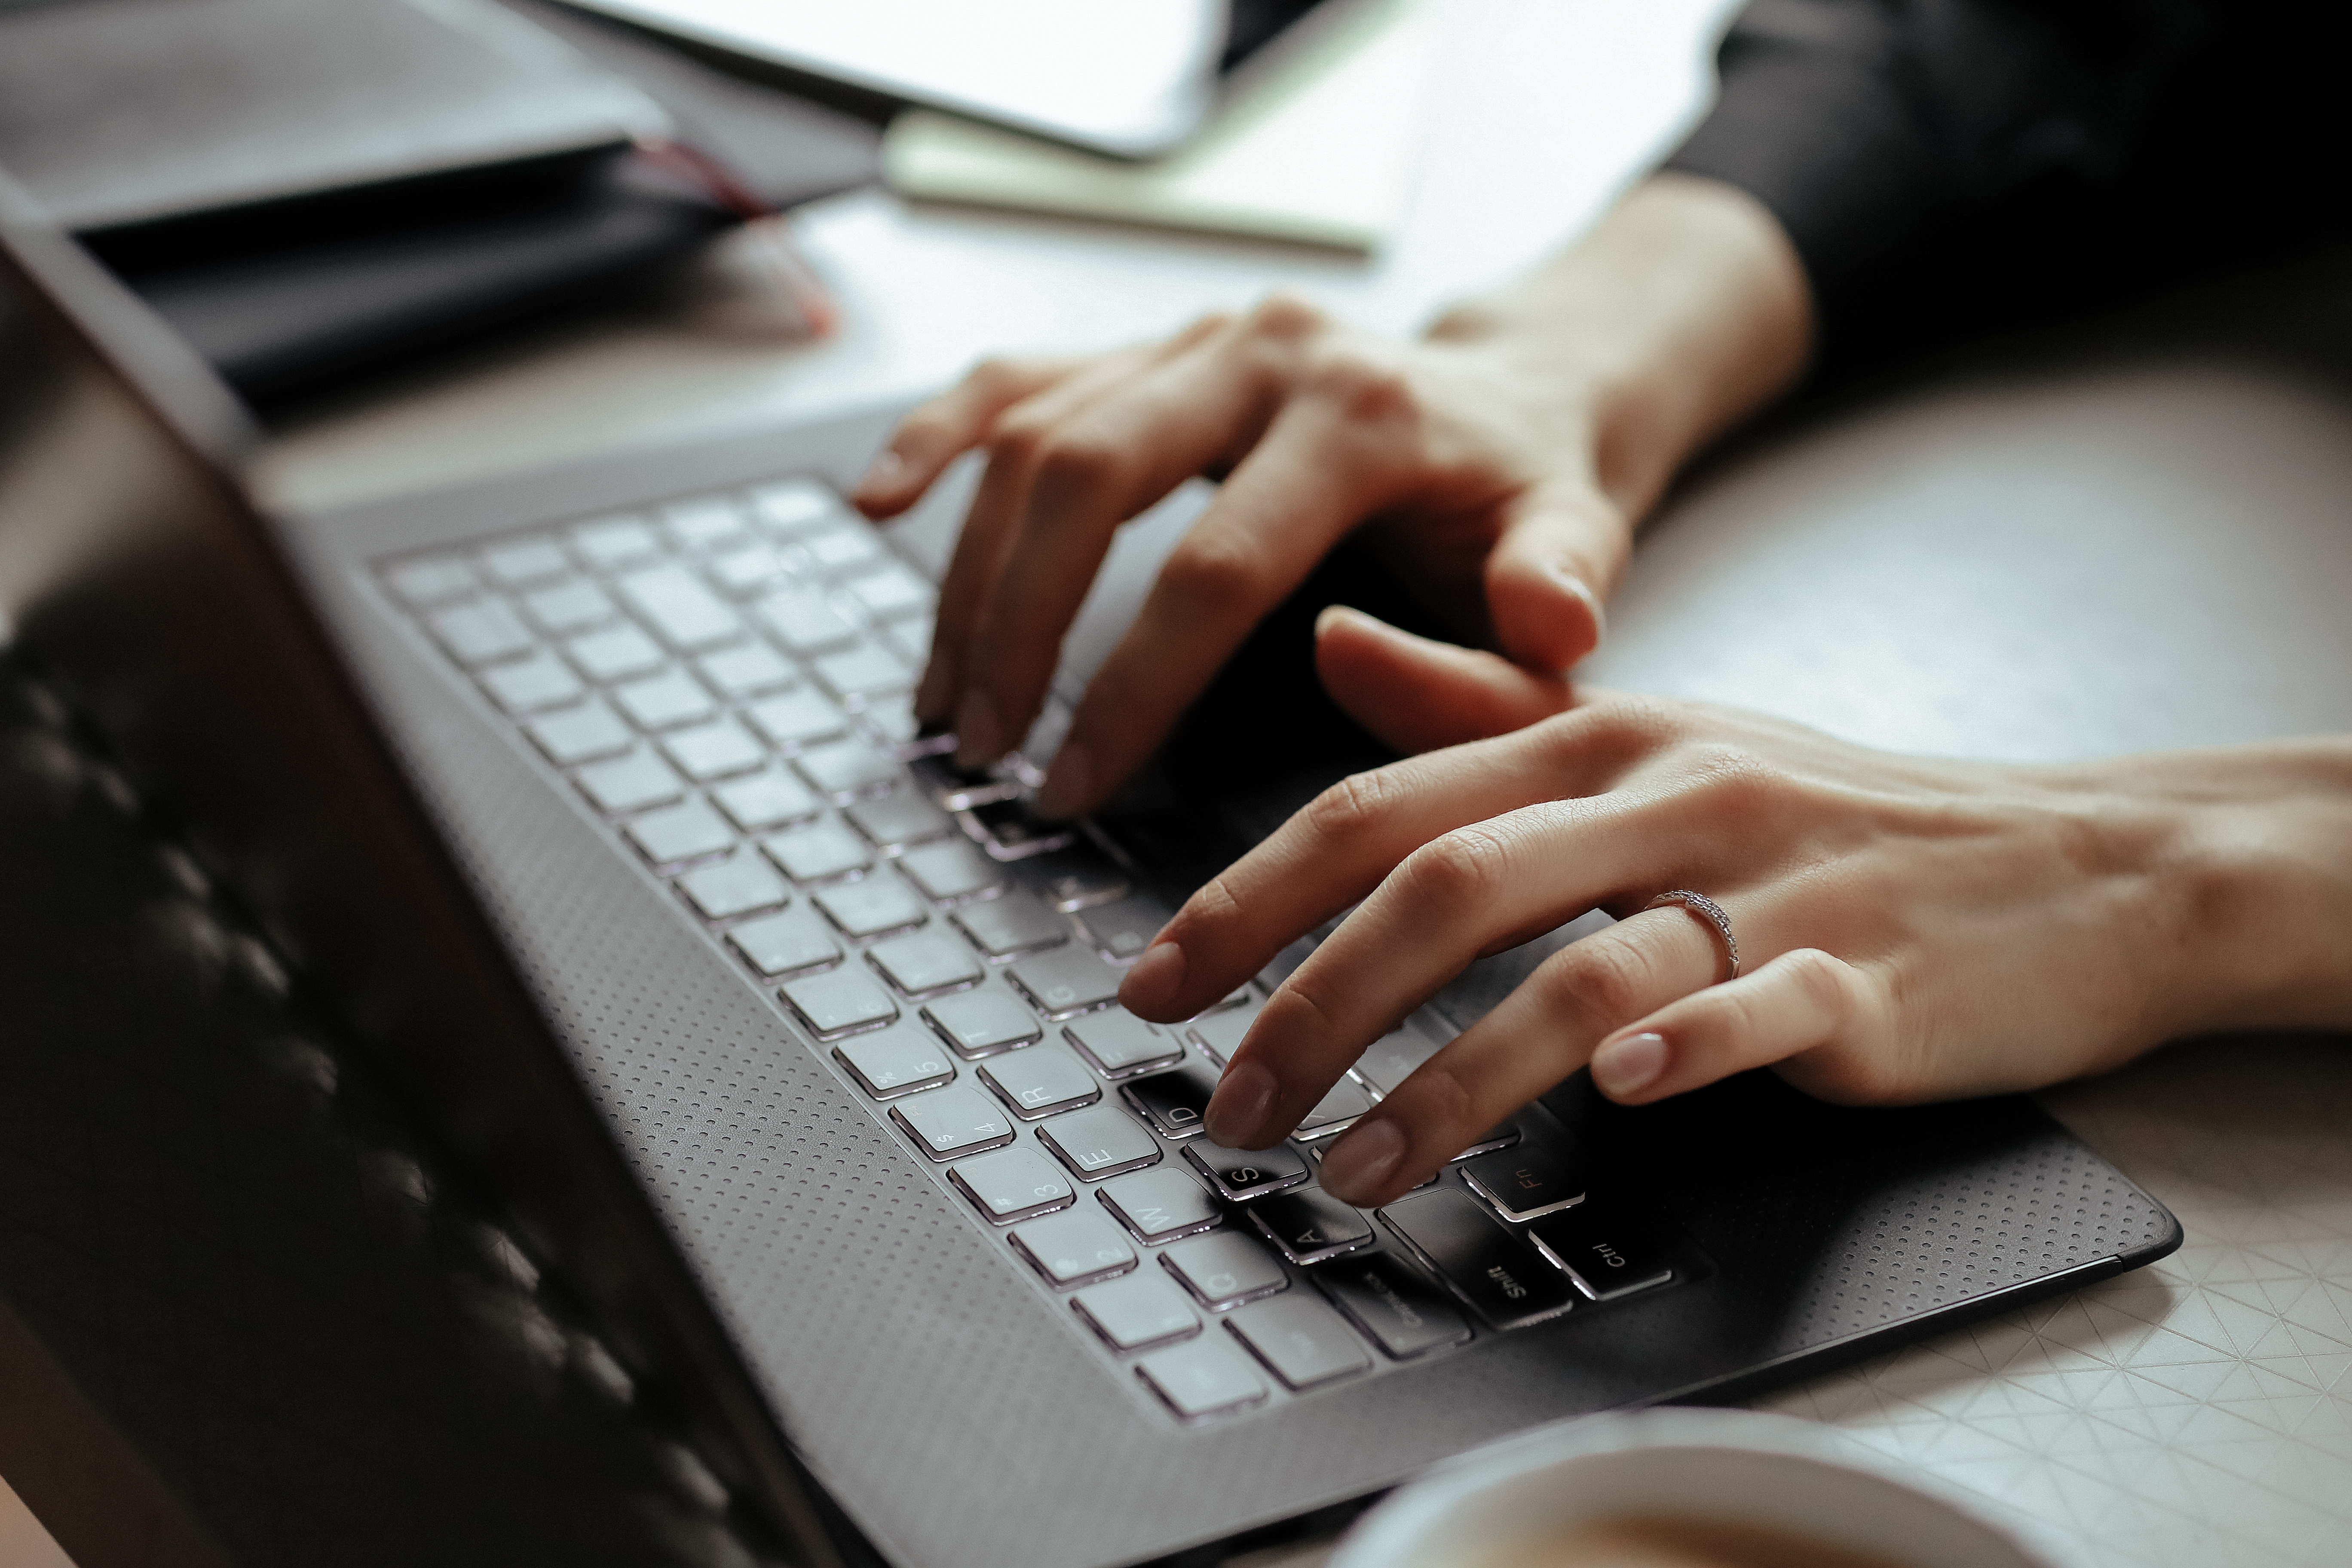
{"left": 1482, "top": 481, "right": 1626, "bottom": 671}
{"left": 1313, "top": 605, "right": 1575, "bottom": 753}
{"left": 851, "top": 355, "right": 1079, "bottom": 519}
{"left": 948, "top": 330, "right": 1301, "bottom": 766}
{"left": 1199, "top": 793, "right": 1708, "bottom": 1151}
{"left": 1311, "top": 906, "right": 1725, "bottom": 1204}
{"left": 1118, "top": 698, "right": 1677, "bottom": 1024}
{"left": 1587, "top": 947, "right": 1896, "bottom": 1106}
{"left": 915, "top": 343, "right": 1179, "bottom": 728}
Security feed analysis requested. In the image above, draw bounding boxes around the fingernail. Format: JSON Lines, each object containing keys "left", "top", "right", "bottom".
{"left": 1548, "top": 565, "right": 1606, "bottom": 641}
{"left": 952, "top": 687, "right": 999, "bottom": 766}
{"left": 854, "top": 446, "right": 905, "bottom": 498}
{"left": 1591, "top": 1031, "right": 1666, "bottom": 1098}
{"left": 1035, "top": 741, "right": 1091, "bottom": 819}
{"left": 1316, "top": 1118, "right": 1406, "bottom": 1205}
{"left": 1118, "top": 939, "right": 1185, "bottom": 1018}
{"left": 1205, "top": 1057, "right": 1276, "bottom": 1146}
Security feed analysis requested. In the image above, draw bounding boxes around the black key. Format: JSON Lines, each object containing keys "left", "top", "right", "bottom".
{"left": 1451, "top": 1121, "right": 1520, "bottom": 1161}
{"left": 1008, "top": 948, "right": 1122, "bottom": 1019}
{"left": 1314, "top": 1254, "right": 1471, "bottom": 1359}
{"left": 1183, "top": 1139, "right": 1308, "bottom": 1202}
{"left": 1248, "top": 1189, "right": 1374, "bottom": 1265}
{"left": 1120, "top": 1062, "right": 1220, "bottom": 1139}
{"left": 1461, "top": 1139, "right": 1587, "bottom": 1222}
{"left": 959, "top": 798, "right": 1076, "bottom": 860}
{"left": 1378, "top": 1188, "right": 1576, "bottom": 1329}
{"left": 1223, "top": 1295, "right": 1372, "bottom": 1390}
{"left": 908, "top": 752, "right": 1019, "bottom": 811}
{"left": 1525, "top": 1203, "right": 1675, "bottom": 1301}
{"left": 1019, "top": 845, "right": 1131, "bottom": 911}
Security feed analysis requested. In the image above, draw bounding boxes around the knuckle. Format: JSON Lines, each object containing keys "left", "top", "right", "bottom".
{"left": 1158, "top": 532, "right": 1266, "bottom": 611}
{"left": 1305, "top": 343, "right": 1416, "bottom": 423}
{"left": 1550, "top": 933, "right": 1660, "bottom": 1024}
{"left": 1398, "top": 826, "right": 1512, "bottom": 915}
{"left": 1301, "top": 768, "right": 1395, "bottom": 843}
{"left": 1242, "top": 291, "right": 1330, "bottom": 344}
{"left": 983, "top": 405, "right": 1054, "bottom": 467}
{"left": 1030, "top": 431, "right": 1124, "bottom": 496}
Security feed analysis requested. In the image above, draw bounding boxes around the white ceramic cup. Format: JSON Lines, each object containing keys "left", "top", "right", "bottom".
{"left": 1329, "top": 1408, "right": 2068, "bottom": 1568}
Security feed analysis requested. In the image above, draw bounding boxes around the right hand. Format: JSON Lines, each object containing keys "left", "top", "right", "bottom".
{"left": 851, "top": 294, "right": 1626, "bottom": 817}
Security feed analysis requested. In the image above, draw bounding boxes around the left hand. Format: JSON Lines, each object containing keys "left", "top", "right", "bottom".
{"left": 1116, "top": 612, "right": 2352, "bottom": 1207}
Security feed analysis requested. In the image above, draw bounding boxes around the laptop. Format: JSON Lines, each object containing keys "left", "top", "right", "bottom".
{"left": 0, "top": 172, "right": 2182, "bottom": 1568}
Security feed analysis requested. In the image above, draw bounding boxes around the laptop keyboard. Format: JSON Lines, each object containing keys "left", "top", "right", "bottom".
{"left": 375, "top": 477, "right": 1679, "bottom": 1422}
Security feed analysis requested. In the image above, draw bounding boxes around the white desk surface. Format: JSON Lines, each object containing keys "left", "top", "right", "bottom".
{"left": 250, "top": 4, "right": 2352, "bottom": 1564}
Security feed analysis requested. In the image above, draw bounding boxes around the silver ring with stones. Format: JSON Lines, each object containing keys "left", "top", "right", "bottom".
{"left": 1644, "top": 890, "right": 1740, "bottom": 982}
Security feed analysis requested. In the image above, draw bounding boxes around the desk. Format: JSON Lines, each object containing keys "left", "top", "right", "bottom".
{"left": 152, "top": 1, "right": 2352, "bottom": 1563}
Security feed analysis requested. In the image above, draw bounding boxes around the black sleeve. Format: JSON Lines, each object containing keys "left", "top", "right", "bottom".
{"left": 1662, "top": 0, "right": 2211, "bottom": 318}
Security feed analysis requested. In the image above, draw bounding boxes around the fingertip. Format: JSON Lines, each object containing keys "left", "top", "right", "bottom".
{"left": 1486, "top": 553, "right": 1605, "bottom": 671}
{"left": 1314, "top": 606, "right": 1572, "bottom": 752}
{"left": 1118, "top": 939, "right": 1187, "bottom": 1019}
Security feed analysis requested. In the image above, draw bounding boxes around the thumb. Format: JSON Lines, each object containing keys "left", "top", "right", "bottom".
{"left": 1315, "top": 605, "right": 1575, "bottom": 754}
{"left": 1482, "top": 481, "right": 1628, "bottom": 671}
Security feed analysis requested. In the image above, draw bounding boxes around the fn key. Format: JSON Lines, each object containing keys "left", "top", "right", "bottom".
{"left": 1378, "top": 1188, "right": 1575, "bottom": 1329}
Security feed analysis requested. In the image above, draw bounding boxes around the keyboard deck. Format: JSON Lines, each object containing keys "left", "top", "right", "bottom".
{"left": 374, "top": 478, "right": 1681, "bottom": 1423}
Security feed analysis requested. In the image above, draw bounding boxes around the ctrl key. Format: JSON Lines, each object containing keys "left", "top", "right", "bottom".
{"left": 1136, "top": 1336, "right": 1267, "bottom": 1421}
{"left": 1525, "top": 1203, "right": 1675, "bottom": 1301}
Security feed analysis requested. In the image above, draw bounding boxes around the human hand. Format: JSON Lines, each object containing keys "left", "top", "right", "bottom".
{"left": 1116, "top": 630, "right": 2352, "bottom": 1206}
{"left": 852, "top": 175, "right": 1816, "bottom": 816}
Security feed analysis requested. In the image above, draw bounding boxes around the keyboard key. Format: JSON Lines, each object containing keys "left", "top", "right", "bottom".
{"left": 1037, "top": 1105, "right": 1161, "bottom": 1179}
{"left": 1525, "top": 1203, "right": 1675, "bottom": 1301}
{"left": 478, "top": 651, "right": 584, "bottom": 713}
{"left": 921, "top": 991, "right": 1041, "bottom": 1058}
{"left": 1183, "top": 1140, "right": 1310, "bottom": 1202}
{"left": 1351, "top": 1027, "right": 1445, "bottom": 1096}
{"left": 661, "top": 717, "right": 766, "bottom": 781}
{"left": 782, "top": 968, "right": 900, "bottom": 1040}
{"left": 567, "top": 623, "right": 666, "bottom": 683}
{"left": 575, "top": 749, "right": 685, "bottom": 814}
{"left": 1247, "top": 1189, "right": 1374, "bottom": 1265}
{"left": 876, "top": 612, "right": 935, "bottom": 668}
{"left": 1064, "top": 1012, "right": 1182, "bottom": 1079}
{"left": 429, "top": 599, "right": 533, "bottom": 665}
{"left": 1097, "top": 1168, "right": 1220, "bottom": 1244}
{"left": 802, "top": 524, "right": 883, "bottom": 573}
{"left": 385, "top": 555, "right": 475, "bottom": 605}
{"left": 711, "top": 542, "right": 792, "bottom": 594}
{"left": 624, "top": 799, "right": 735, "bottom": 866}
{"left": 613, "top": 668, "right": 719, "bottom": 731}
{"left": 522, "top": 578, "right": 618, "bottom": 634}
{"left": 1020, "top": 846, "right": 1133, "bottom": 911}
{"left": 865, "top": 931, "right": 983, "bottom": 997}
{"left": 745, "top": 689, "right": 850, "bottom": 750}
{"left": 1121, "top": 1062, "right": 1219, "bottom": 1139}
{"left": 618, "top": 564, "right": 742, "bottom": 650}
{"left": 756, "top": 585, "right": 858, "bottom": 656}
{"left": 977, "top": 1045, "right": 1099, "bottom": 1119}
{"left": 897, "top": 841, "right": 1007, "bottom": 903}
{"left": 748, "top": 478, "right": 836, "bottom": 533}
{"left": 956, "top": 895, "right": 1069, "bottom": 959}
{"left": 1378, "top": 1188, "right": 1576, "bottom": 1330}
{"left": 812, "top": 640, "right": 913, "bottom": 702}
{"left": 1076, "top": 898, "right": 1168, "bottom": 962}
{"left": 1161, "top": 1232, "right": 1287, "bottom": 1310}
{"left": 959, "top": 798, "right": 1075, "bottom": 860}
{"left": 812, "top": 878, "right": 928, "bottom": 939}
{"left": 889, "top": 1084, "right": 1014, "bottom": 1161}
{"left": 907, "top": 753, "right": 1019, "bottom": 811}
{"left": 793, "top": 738, "right": 899, "bottom": 799}
{"left": 1225, "top": 1295, "right": 1372, "bottom": 1390}
{"left": 527, "top": 700, "right": 633, "bottom": 764}
{"left": 1136, "top": 1338, "right": 1267, "bottom": 1419}
{"left": 949, "top": 1146, "right": 1074, "bottom": 1225}
{"left": 663, "top": 495, "right": 749, "bottom": 551}
{"left": 479, "top": 536, "right": 569, "bottom": 587}
{"left": 1460, "top": 1141, "right": 1587, "bottom": 1223}
{"left": 844, "top": 793, "right": 952, "bottom": 850}
{"left": 710, "top": 770, "right": 822, "bottom": 832}
{"left": 842, "top": 562, "right": 934, "bottom": 620}
{"left": 698, "top": 641, "right": 797, "bottom": 697}
{"left": 725, "top": 909, "right": 841, "bottom": 977}
{"left": 763, "top": 821, "right": 872, "bottom": 883}
{"left": 1187, "top": 1004, "right": 1264, "bottom": 1068}
{"left": 675, "top": 854, "right": 789, "bottom": 921}
{"left": 833, "top": 1022, "right": 956, "bottom": 1099}
{"left": 855, "top": 692, "right": 923, "bottom": 749}
{"left": 1010, "top": 1208, "right": 1136, "bottom": 1289}
{"left": 1452, "top": 1122, "right": 1521, "bottom": 1161}
{"left": 569, "top": 515, "right": 662, "bottom": 570}
{"left": 1294, "top": 1078, "right": 1374, "bottom": 1141}
{"left": 1008, "top": 949, "right": 1122, "bottom": 1019}
{"left": 1074, "top": 1272, "right": 1198, "bottom": 1352}
{"left": 1314, "top": 1254, "right": 1470, "bottom": 1360}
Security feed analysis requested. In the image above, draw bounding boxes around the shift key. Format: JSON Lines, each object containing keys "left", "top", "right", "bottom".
{"left": 1378, "top": 1188, "right": 1575, "bottom": 1330}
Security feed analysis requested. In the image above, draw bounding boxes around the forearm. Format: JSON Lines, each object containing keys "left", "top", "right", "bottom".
{"left": 1427, "top": 173, "right": 1815, "bottom": 521}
